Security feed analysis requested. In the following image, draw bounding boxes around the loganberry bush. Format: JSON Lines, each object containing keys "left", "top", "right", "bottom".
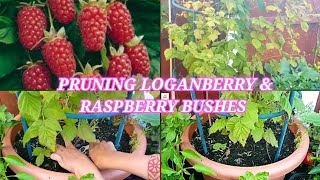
{"left": 0, "top": 0, "right": 160, "bottom": 90}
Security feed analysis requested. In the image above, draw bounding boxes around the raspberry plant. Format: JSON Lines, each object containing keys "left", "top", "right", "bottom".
{"left": 209, "top": 91, "right": 305, "bottom": 147}
{"left": 17, "top": 91, "right": 128, "bottom": 166}
{"left": 164, "top": 0, "right": 315, "bottom": 77}
{"left": 0, "top": 105, "right": 35, "bottom": 180}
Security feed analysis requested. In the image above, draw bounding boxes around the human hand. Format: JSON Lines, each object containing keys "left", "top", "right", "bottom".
{"left": 89, "top": 141, "right": 117, "bottom": 169}
{"left": 50, "top": 142, "right": 102, "bottom": 179}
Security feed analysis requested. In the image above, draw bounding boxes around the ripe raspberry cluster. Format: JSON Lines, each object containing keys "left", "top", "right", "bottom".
{"left": 17, "top": 0, "right": 151, "bottom": 90}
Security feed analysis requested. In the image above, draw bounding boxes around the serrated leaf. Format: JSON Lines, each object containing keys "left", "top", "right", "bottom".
{"left": 68, "top": 176, "right": 77, "bottom": 180}
{"left": 78, "top": 120, "right": 96, "bottom": 142}
{"left": 4, "top": 155, "right": 25, "bottom": 166}
{"left": 264, "top": 128, "right": 278, "bottom": 147}
{"left": 181, "top": 149, "right": 201, "bottom": 160}
{"left": 209, "top": 118, "right": 226, "bottom": 134}
{"left": 39, "top": 125, "right": 57, "bottom": 151}
{"left": 44, "top": 100, "right": 66, "bottom": 121}
{"left": 193, "top": 163, "right": 216, "bottom": 176}
{"left": 18, "top": 92, "right": 41, "bottom": 122}
{"left": 61, "top": 124, "right": 78, "bottom": 142}
{"left": 16, "top": 172, "right": 35, "bottom": 180}
{"left": 251, "top": 126, "right": 264, "bottom": 143}
{"left": 40, "top": 91, "right": 58, "bottom": 102}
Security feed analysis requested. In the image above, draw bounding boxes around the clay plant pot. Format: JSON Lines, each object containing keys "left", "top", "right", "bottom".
{"left": 2, "top": 115, "right": 147, "bottom": 180}
{"left": 181, "top": 113, "right": 310, "bottom": 180}
{"left": 0, "top": 92, "right": 18, "bottom": 116}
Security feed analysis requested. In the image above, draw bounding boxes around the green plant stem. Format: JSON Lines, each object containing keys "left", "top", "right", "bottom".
{"left": 74, "top": 54, "right": 85, "bottom": 72}
{"left": 46, "top": 1, "right": 54, "bottom": 29}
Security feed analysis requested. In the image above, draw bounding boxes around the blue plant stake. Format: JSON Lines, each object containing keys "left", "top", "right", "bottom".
{"left": 274, "top": 91, "right": 295, "bottom": 162}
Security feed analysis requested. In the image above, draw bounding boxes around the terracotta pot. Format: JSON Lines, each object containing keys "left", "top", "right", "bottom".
{"left": 0, "top": 92, "right": 18, "bottom": 116}
{"left": 2, "top": 115, "right": 147, "bottom": 180}
{"left": 181, "top": 113, "right": 310, "bottom": 180}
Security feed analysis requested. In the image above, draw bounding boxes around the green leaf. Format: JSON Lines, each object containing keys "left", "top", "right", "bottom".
{"left": 40, "top": 91, "right": 58, "bottom": 102}
{"left": 301, "top": 22, "right": 309, "bottom": 32}
{"left": 68, "top": 176, "right": 77, "bottom": 180}
{"left": 0, "top": 16, "right": 17, "bottom": 44}
{"left": 266, "top": 43, "right": 277, "bottom": 50}
{"left": 4, "top": 155, "right": 25, "bottom": 166}
{"left": 80, "top": 173, "right": 95, "bottom": 180}
{"left": 193, "top": 163, "right": 216, "bottom": 176}
{"left": 209, "top": 118, "right": 226, "bottom": 134}
{"left": 280, "top": 96, "right": 292, "bottom": 116}
{"left": 257, "top": 33, "right": 266, "bottom": 41}
{"left": 263, "top": 128, "right": 278, "bottom": 147}
{"left": 162, "top": 165, "right": 176, "bottom": 176}
{"left": 61, "top": 124, "right": 78, "bottom": 142}
{"left": 256, "top": 172, "right": 269, "bottom": 180}
{"left": 251, "top": 121, "right": 264, "bottom": 143}
{"left": 181, "top": 149, "right": 201, "bottom": 160}
{"left": 23, "top": 125, "right": 39, "bottom": 147}
{"left": 232, "top": 120, "right": 250, "bottom": 146}
{"left": 252, "top": 39, "right": 261, "bottom": 49}
{"left": 309, "top": 164, "right": 320, "bottom": 174}
{"left": 38, "top": 125, "right": 58, "bottom": 151}
{"left": 18, "top": 92, "right": 41, "bottom": 122}
{"left": 166, "top": 129, "right": 176, "bottom": 143}
{"left": 45, "top": 118, "right": 62, "bottom": 131}
{"left": 78, "top": 120, "right": 96, "bottom": 142}
{"left": 212, "top": 143, "right": 227, "bottom": 151}
{"left": 35, "top": 153, "right": 44, "bottom": 166}
{"left": 44, "top": 100, "right": 66, "bottom": 121}
{"left": 15, "top": 172, "right": 36, "bottom": 180}
{"left": 239, "top": 171, "right": 255, "bottom": 180}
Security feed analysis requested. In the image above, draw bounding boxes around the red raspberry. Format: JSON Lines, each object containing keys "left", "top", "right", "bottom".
{"left": 107, "top": 46, "right": 132, "bottom": 78}
{"left": 78, "top": 4, "right": 108, "bottom": 51}
{"left": 22, "top": 62, "right": 52, "bottom": 90}
{"left": 42, "top": 28, "right": 76, "bottom": 78}
{"left": 125, "top": 39, "right": 150, "bottom": 77}
{"left": 106, "top": 2, "right": 135, "bottom": 44}
{"left": 48, "top": 0, "right": 76, "bottom": 24}
{"left": 17, "top": 6, "right": 47, "bottom": 50}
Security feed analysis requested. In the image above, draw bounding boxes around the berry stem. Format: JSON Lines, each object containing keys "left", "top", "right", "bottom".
{"left": 26, "top": 51, "right": 33, "bottom": 62}
{"left": 100, "top": 45, "right": 110, "bottom": 71}
{"left": 46, "top": 0, "right": 54, "bottom": 29}
{"left": 74, "top": 54, "right": 85, "bottom": 72}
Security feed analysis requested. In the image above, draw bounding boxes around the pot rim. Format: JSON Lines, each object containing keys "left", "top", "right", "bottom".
{"left": 2, "top": 114, "right": 147, "bottom": 178}
{"left": 181, "top": 112, "right": 310, "bottom": 179}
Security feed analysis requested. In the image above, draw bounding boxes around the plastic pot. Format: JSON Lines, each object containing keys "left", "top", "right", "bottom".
{"left": 2, "top": 115, "right": 147, "bottom": 180}
{"left": 181, "top": 113, "right": 310, "bottom": 180}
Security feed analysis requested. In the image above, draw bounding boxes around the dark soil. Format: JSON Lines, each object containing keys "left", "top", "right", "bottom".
{"left": 192, "top": 120, "right": 296, "bottom": 167}
{"left": 14, "top": 119, "right": 133, "bottom": 173}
